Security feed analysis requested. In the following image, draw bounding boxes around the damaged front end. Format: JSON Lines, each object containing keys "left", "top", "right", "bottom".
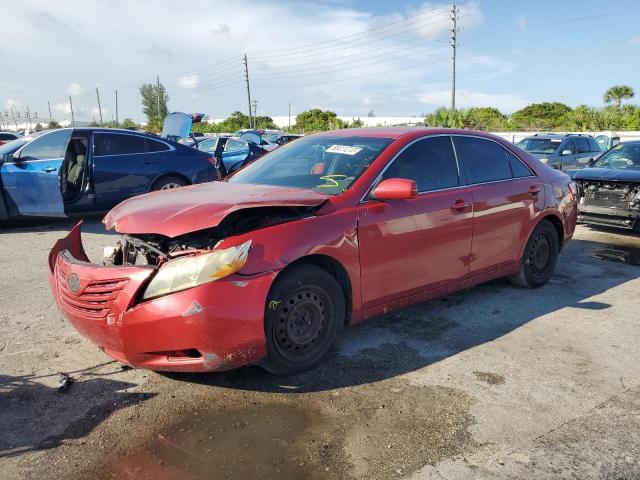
{"left": 576, "top": 181, "right": 640, "bottom": 231}
{"left": 48, "top": 205, "right": 319, "bottom": 372}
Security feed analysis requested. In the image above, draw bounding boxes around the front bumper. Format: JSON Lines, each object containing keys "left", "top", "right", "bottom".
{"left": 578, "top": 204, "right": 640, "bottom": 230}
{"left": 48, "top": 223, "right": 274, "bottom": 372}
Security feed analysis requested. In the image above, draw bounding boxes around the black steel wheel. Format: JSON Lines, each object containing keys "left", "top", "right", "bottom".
{"left": 509, "top": 220, "right": 560, "bottom": 288}
{"left": 261, "top": 264, "right": 344, "bottom": 375}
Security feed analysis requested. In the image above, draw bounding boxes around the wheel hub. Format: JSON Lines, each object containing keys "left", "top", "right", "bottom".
{"left": 529, "top": 234, "right": 550, "bottom": 272}
{"left": 275, "top": 288, "right": 326, "bottom": 356}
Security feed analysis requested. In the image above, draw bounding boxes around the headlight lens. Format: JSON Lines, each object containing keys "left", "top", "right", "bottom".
{"left": 142, "top": 240, "right": 251, "bottom": 299}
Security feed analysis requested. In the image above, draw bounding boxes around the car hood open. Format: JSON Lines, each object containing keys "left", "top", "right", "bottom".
{"left": 572, "top": 167, "right": 640, "bottom": 183}
{"left": 102, "top": 182, "right": 330, "bottom": 237}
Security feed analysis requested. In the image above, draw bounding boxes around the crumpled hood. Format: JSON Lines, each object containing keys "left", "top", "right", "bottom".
{"left": 103, "top": 182, "right": 330, "bottom": 238}
{"left": 572, "top": 167, "right": 640, "bottom": 183}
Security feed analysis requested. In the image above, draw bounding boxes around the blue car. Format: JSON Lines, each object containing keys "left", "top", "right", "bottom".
{"left": 0, "top": 113, "right": 220, "bottom": 220}
{"left": 194, "top": 136, "right": 267, "bottom": 175}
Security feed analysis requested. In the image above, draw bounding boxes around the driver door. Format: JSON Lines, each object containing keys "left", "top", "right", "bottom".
{"left": 559, "top": 139, "right": 577, "bottom": 170}
{"left": 0, "top": 129, "right": 72, "bottom": 216}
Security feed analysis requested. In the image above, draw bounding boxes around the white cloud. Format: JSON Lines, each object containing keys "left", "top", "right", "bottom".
{"left": 516, "top": 13, "right": 526, "bottom": 31}
{"left": 418, "top": 89, "right": 529, "bottom": 113}
{"left": 52, "top": 102, "right": 71, "bottom": 115}
{"left": 176, "top": 75, "right": 199, "bottom": 89}
{"left": 66, "top": 82, "right": 83, "bottom": 96}
{"left": 630, "top": 36, "right": 640, "bottom": 45}
{"left": 4, "top": 98, "right": 21, "bottom": 110}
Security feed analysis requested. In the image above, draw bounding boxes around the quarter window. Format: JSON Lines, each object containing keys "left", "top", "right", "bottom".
{"left": 94, "top": 133, "right": 169, "bottom": 156}
{"left": 381, "top": 136, "right": 459, "bottom": 192}
{"left": 505, "top": 150, "right": 533, "bottom": 178}
{"left": 17, "top": 129, "right": 72, "bottom": 161}
{"left": 454, "top": 136, "right": 512, "bottom": 184}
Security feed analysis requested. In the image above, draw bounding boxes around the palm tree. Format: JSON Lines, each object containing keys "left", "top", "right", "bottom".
{"left": 603, "top": 85, "right": 635, "bottom": 109}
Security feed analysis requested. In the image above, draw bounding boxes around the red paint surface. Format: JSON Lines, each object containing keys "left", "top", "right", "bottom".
{"left": 49, "top": 128, "right": 577, "bottom": 372}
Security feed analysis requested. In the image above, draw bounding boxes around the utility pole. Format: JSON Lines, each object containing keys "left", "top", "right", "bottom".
{"left": 450, "top": 3, "right": 459, "bottom": 112}
{"left": 10, "top": 107, "right": 18, "bottom": 130}
{"left": 288, "top": 102, "right": 291, "bottom": 130}
{"left": 243, "top": 54, "right": 253, "bottom": 129}
{"left": 115, "top": 90, "right": 119, "bottom": 126}
{"left": 156, "top": 75, "right": 161, "bottom": 120}
{"left": 69, "top": 96, "right": 75, "bottom": 126}
{"left": 96, "top": 88, "right": 103, "bottom": 126}
{"left": 252, "top": 100, "right": 258, "bottom": 129}
{"left": 26, "top": 107, "right": 32, "bottom": 130}
{"left": 48, "top": 101, "right": 53, "bottom": 124}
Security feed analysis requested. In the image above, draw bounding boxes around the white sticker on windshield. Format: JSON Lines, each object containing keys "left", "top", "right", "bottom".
{"left": 326, "top": 145, "right": 363, "bottom": 155}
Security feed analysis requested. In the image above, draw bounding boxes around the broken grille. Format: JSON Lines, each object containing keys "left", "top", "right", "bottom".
{"left": 56, "top": 268, "right": 127, "bottom": 319}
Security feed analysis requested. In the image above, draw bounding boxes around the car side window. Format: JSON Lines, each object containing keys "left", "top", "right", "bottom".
{"left": 561, "top": 139, "right": 575, "bottom": 155}
{"left": 575, "top": 138, "right": 590, "bottom": 154}
{"left": 505, "top": 150, "right": 534, "bottom": 178}
{"left": 454, "top": 136, "right": 512, "bottom": 184}
{"left": 381, "top": 136, "right": 459, "bottom": 192}
{"left": 224, "top": 139, "right": 247, "bottom": 152}
{"left": 94, "top": 133, "right": 167, "bottom": 156}
{"left": 17, "top": 129, "right": 72, "bottom": 161}
{"left": 145, "top": 138, "right": 170, "bottom": 153}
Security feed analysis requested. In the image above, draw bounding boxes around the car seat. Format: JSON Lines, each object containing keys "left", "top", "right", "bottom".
{"left": 64, "top": 139, "right": 87, "bottom": 199}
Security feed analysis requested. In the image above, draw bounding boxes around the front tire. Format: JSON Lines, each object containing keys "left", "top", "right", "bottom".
{"left": 261, "top": 264, "right": 344, "bottom": 375}
{"left": 509, "top": 220, "right": 560, "bottom": 288}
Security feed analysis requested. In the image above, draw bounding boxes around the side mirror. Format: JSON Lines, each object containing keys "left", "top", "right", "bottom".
{"left": 371, "top": 178, "right": 418, "bottom": 201}
{"left": 561, "top": 149, "right": 573, "bottom": 156}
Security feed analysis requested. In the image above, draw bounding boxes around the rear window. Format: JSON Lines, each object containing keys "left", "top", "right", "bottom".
{"left": 94, "top": 133, "right": 169, "bottom": 156}
{"left": 454, "top": 137, "right": 512, "bottom": 184}
{"left": 506, "top": 150, "right": 534, "bottom": 178}
{"left": 0, "top": 133, "right": 17, "bottom": 140}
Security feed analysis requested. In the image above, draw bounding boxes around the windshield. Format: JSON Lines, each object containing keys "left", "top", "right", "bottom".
{"left": 517, "top": 138, "right": 561, "bottom": 154}
{"left": 228, "top": 135, "right": 394, "bottom": 194}
{"left": 593, "top": 143, "right": 640, "bottom": 170}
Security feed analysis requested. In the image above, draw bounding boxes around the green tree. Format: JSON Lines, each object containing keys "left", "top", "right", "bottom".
{"left": 425, "top": 107, "right": 463, "bottom": 128}
{"left": 349, "top": 118, "right": 364, "bottom": 128}
{"left": 120, "top": 118, "right": 138, "bottom": 129}
{"left": 140, "top": 81, "right": 169, "bottom": 132}
{"left": 34, "top": 123, "right": 43, "bottom": 131}
{"left": 47, "top": 120, "right": 61, "bottom": 129}
{"left": 292, "top": 109, "right": 345, "bottom": 132}
{"left": 603, "top": 85, "right": 635, "bottom": 109}
{"left": 215, "top": 111, "right": 251, "bottom": 132}
{"left": 459, "top": 107, "right": 508, "bottom": 131}
{"left": 511, "top": 102, "right": 572, "bottom": 131}
{"left": 557, "top": 105, "right": 598, "bottom": 131}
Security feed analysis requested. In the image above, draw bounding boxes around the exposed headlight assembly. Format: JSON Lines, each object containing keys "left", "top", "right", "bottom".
{"left": 142, "top": 240, "right": 251, "bottom": 299}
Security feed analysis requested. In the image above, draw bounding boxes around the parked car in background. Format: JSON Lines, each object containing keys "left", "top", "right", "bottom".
{"left": 516, "top": 134, "right": 601, "bottom": 170}
{"left": 0, "top": 115, "right": 221, "bottom": 220}
{"left": 0, "top": 132, "right": 20, "bottom": 146}
{"left": 49, "top": 128, "right": 576, "bottom": 375}
{"left": 194, "top": 135, "right": 267, "bottom": 175}
{"left": 595, "top": 131, "right": 621, "bottom": 152}
{"left": 276, "top": 133, "right": 304, "bottom": 146}
{"left": 572, "top": 141, "right": 640, "bottom": 231}
{"left": 234, "top": 129, "right": 280, "bottom": 151}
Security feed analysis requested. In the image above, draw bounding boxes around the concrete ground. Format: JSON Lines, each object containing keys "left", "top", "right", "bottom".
{"left": 0, "top": 219, "right": 638, "bottom": 479}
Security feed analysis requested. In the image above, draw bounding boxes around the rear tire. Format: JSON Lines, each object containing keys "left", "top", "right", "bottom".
{"left": 261, "top": 264, "right": 344, "bottom": 375}
{"left": 152, "top": 176, "right": 187, "bottom": 191}
{"left": 509, "top": 220, "right": 560, "bottom": 288}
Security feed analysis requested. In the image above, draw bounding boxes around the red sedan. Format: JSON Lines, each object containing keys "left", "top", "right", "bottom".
{"left": 48, "top": 128, "right": 577, "bottom": 375}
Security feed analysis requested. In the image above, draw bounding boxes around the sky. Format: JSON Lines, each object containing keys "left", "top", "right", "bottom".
{"left": 1, "top": 0, "right": 639, "bottom": 124}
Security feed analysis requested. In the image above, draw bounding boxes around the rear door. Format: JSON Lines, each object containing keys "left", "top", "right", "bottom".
{"left": 91, "top": 132, "right": 172, "bottom": 208}
{"left": 358, "top": 135, "right": 473, "bottom": 307}
{"left": 0, "top": 129, "right": 71, "bottom": 216}
{"left": 453, "top": 135, "right": 543, "bottom": 276}
{"left": 221, "top": 139, "right": 250, "bottom": 173}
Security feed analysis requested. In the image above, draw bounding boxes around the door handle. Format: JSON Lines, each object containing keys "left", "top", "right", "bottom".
{"left": 528, "top": 185, "right": 541, "bottom": 195}
{"left": 43, "top": 167, "right": 57, "bottom": 173}
{"left": 451, "top": 199, "right": 471, "bottom": 211}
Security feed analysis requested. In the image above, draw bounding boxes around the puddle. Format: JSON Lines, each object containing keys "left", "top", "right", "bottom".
{"left": 588, "top": 245, "right": 640, "bottom": 266}
{"left": 99, "top": 404, "right": 342, "bottom": 480}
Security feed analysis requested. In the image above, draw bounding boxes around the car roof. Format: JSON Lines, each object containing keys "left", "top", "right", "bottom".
{"left": 312, "top": 127, "right": 507, "bottom": 141}
{"left": 524, "top": 133, "right": 593, "bottom": 139}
